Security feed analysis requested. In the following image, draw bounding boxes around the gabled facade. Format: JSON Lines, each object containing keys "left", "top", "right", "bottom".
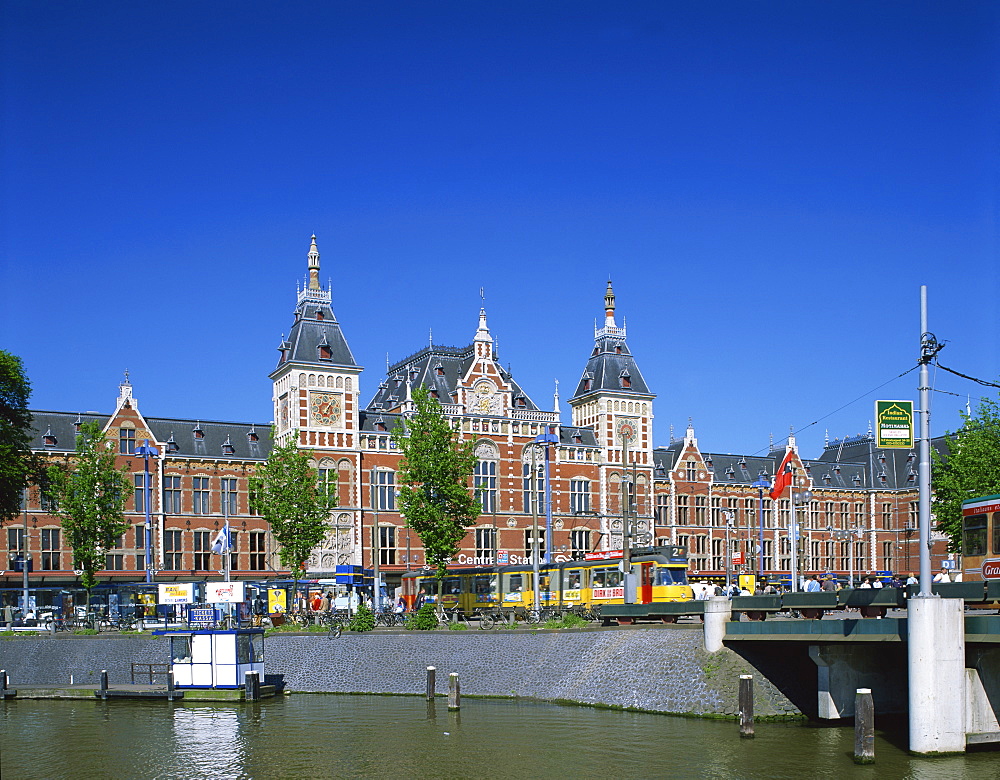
{"left": 4, "top": 235, "right": 939, "bottom": 600}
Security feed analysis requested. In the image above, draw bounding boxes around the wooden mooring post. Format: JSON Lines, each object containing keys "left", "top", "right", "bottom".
{"left": 448, "top": 673, "right": 460, "bottom": 711}
{"left": 426, "top": 666, "right": 436, "bottom": 701}
{"left": 739, "top": 674, "right": 754, "bottom": 738}
{"left": 245, "top": 671, "right": 260, "bottom": 702}
{"left": 166, "top": 670, "right": 178, "bottom": 702}
{"left": 854, "top": 688, "right": 875, "bottom": 764}
{"left": 99, "top": 670, "right": 109, "bottom": 700}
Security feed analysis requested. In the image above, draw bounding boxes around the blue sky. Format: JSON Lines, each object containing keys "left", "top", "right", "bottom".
{"left": 2, "top": 2, "right": 998, "bottom": 458}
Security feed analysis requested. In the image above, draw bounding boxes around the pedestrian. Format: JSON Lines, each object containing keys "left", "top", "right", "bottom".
{"left": 906, "top": 572, "right": 918, "bottom": 586}
{"left": 933, "top": 568, "right": 951, "bottom": 583}
{"left": 859, "top": 577, "right": 872, "bottom": 589}
{"left": 821, "top": 576, "right": 837, "bottom": 592}
{"left": 871, "top": 575, "right": 883, "bottom": 589}
{"left": 804, "top": 575, "right": 821, "bottom": 593}
{"left": 311, "top": 592, "right": 322, "bottom": 613}
{"left": 319, "top": 591, "right": 333, "bottom": 613}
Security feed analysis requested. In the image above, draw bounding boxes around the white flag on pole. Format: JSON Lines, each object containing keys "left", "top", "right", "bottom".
{"left": 211, "top": 525, "right": 230, "bottom": 554}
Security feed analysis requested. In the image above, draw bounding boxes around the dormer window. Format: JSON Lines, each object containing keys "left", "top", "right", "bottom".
{"left": 319, "top": 345, "right": 333, "bottom": 360}
{"left": 193, "top": 424, "right": 205, "bottom": 440}
{"left": 167, "top": 439, "right": 179, "bottom": 454}
{"left": 879, "top": 472, "right": 888, "bottom": 484}
{"left": 316, "top": 310, "right": 324, "bottom": 321}
{"left": 823, "top": 474, "right": 832, "bottom": 485}
{"left": 515, "top": 396, "right": 526, "bottom": 408}
{"left": 436, "top": 365, "right": 445, "bottom": 376}
{"left": 247, "top": 430, "right": 259, "bottom": 443}
{"left": 221, "top": 436, "right": 235, "bottom": 456}
{"left": 620, "top": 371, "right": 631, "bottom": 389}
{"left": 573, "top": 433, "right": 583, "bottom": 444}
{"left": 430, "top": 389, "right": 439, "bottom": 399}
{"left": 376, "top": 422, "right": 387, "bottom": 432}
{"left": 615, "top": 344, "right": 622, "bottom": 354}
{"left": 74, "top": 415, "right": 82, "bottom": 433}
{"left": 43, "top": 428, "right": 57, "bottom": 447}
{"left": 592, "top": 347, "right": 599, "bottom": 356}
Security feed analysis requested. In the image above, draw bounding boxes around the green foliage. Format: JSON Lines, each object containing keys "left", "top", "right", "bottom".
{"left": 932, "top": 392, "right": 1000, "bottom": 551}
{"left": 0, "top": 350, "right": 39, "bottom": 523}
{"left": 542, "top": 613, "right": 588, "bottom": 630}
{"left": 392, "top": 386, "right": 480, "bottom": 579}
{"left": 45, "top": 421, "right": 130, "bottom": 596}
{"left": 447, "top": 621, "right": 469, "bottom": 630}
{"left": 249, "top": 431, "right": 336, "bottom": 582}
{"left": 348, "top": 603, "right": 376, "bottom": 632}
{"left": 406, "top": 603, "right": 440, "bottom": 630}
{"left": 73, "top": 628, "right": 99, "bottom": 636}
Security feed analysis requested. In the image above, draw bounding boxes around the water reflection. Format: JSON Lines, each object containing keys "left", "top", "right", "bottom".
{"left": 2, "top": 696, "right": 999, "bottom": 779}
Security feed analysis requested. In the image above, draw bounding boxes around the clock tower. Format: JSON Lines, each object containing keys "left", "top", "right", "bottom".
{"left": 270, "top": 236, "right": 363, "bottom": 568}
{"left": 568, "top": 281, "right": 655, "bottom": 550}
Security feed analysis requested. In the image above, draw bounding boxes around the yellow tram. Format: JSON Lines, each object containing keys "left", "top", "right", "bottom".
{"left": 401, "top": 545, "right": 691, "bottom": 614}
{"left": 962, "top": 494, "right": 1000, "bottom": 580}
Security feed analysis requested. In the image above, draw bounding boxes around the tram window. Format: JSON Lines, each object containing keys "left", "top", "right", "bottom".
{"left": 993, "top": 513, "right": 1000, "bottom": 555}
{"left": 965, "top": 514, "right": 987, "bottom": 557}
{"left": 473, "top": 574, "right": 497, "bottom": 598}
{"left": 591, "top": 567, "right": 621, "bottom": 588}
{"left": 442, "top": 577, "right": 461, "bottom": 595}
{"left": 505, "top": 573, "right": 524, "bottom": 592}
{"left": 654, "top": 567, "right": 686, "bottom": 586}
{"left": 565, "top": 569, "right": 583, "bottom": 589}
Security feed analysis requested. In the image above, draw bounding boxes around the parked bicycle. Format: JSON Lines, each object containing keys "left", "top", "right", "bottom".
{"left": 323, "top": 609, "right": 350, "bottom": 639}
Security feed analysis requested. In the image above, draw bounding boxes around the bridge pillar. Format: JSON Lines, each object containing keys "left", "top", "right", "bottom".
{"left": 809, "top": 644, "right": 909, "bottom": 719}
{"left": 908, "top": 595, "right": 966, "bottom": 754}
{"left": 703, "top": 596, "right": 731, "bottom": 653}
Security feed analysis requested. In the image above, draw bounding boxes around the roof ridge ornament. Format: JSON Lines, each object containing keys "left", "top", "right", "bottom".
{"left": 594, "top": 280, "right": 626, "bottom": 340}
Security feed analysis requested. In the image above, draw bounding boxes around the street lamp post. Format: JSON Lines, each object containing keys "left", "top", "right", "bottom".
{"left": 830, "top": 527, "right": 861, "bottom": 587}
{"left": 722, "top": 510, "right": 736, "bottom": 590}
{"left": 751, "top": 473, "right": 771, "bottom": 586}
{"left": 134, "top": 441, "right": 160, "bottom": 584}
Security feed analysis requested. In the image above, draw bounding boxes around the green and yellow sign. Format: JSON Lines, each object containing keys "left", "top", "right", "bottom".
{"left": 875, "top": 400, "right": 914, "bottom": 448}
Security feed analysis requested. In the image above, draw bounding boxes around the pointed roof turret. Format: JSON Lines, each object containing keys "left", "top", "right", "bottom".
{"left": 272, "top": 236, "right": 359, "bottom": 373}
{"left": 570, "top": 282, "right": 653, "bottom": 402}
{"left": 474, "top": 308, "right": 493, "bottom": 344}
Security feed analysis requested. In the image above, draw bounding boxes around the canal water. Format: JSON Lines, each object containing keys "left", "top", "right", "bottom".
{"left": 2, "top": 695, "right": 998, "bottom": 779}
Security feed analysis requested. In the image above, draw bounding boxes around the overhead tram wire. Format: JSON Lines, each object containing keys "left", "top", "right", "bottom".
{"left": 932, "top": 361, "right": 1000, "bottom": 390}
{"left": 750, "top": 364, "right": 920, "bottom": 456}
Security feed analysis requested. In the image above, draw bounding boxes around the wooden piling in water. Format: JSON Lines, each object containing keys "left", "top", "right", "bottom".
{"left": 426, "top": 666, "right": 436, "bottom": 701}
{"left": 448, "top": 673, "right": 460, "bottom": 710}
{"left": 854, "top": 688, "right": 875, "bottom": 764}
{"left": 739, "top": 674, "right": 754, "bottom": 738}
{"left": 245, "top": 671, "right": 260, "bottom": 702}
{"left": 99, "top": 670, "right": 108, "bottom": 700}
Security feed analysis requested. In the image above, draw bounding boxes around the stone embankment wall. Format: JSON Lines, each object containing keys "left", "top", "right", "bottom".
{"left": 0, "top": 627, "right": 800, "bottom": 719}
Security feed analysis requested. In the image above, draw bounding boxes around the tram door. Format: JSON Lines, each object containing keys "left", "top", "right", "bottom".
{"left": 639, "top": 563, "right": 653, "bottom": 604}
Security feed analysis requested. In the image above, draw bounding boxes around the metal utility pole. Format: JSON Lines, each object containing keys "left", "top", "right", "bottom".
{"left": 22, "top": 489, "right": 29, "bottom": 612}
{"left": 723, "top": 510, "right": 735, "bottom": 590}
{"left": 134, "top": 440, "right": 159, "bottom": 584}
{"left": 371, "top": 470, "right": 381, "bottom": 611}
{"left": 917, "top": 285, "right": 941, "bottom": 596}
{"left": 530, "top": 444, "right": 540, "bottom": 611}
{"left": 751, "top": 474, "right": 771, "bottom": 586}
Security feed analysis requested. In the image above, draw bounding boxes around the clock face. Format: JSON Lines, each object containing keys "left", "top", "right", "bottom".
{"left": 616, "top": 418, "right": 638, "bottom": 445}
{"left": 310, "top": 391, "right": 342, "bottom": 426}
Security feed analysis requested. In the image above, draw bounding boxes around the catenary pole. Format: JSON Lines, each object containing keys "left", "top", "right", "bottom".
{"left": 918, "top": 286, "right": 935, "bottom": 596}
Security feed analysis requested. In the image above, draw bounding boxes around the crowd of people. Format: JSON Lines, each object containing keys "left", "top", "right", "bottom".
{"left": 688, "top": 568, "right": 959, "bottom": 600}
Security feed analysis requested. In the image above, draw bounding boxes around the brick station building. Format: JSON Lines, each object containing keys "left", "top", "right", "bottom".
{"left": 4, "top": 236, "right": 941, "bottom": 598}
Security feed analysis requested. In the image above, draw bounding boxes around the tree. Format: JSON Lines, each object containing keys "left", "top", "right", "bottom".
{"left": 933, "top": 392, "right": 1000, "bottom": 551}
{"left": 249, "top": 431, "right": 335, "bottom": 611}
{"left": 45, "top": 420, "right": 130, "bottom": 609}
{"left": 0, "top": 350, "right": 39, "bottom": 523}
{"left": 392, "top": 386, "right": 480, "bottom": 600}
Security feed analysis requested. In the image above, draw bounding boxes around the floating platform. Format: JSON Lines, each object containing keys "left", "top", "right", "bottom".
{"left": 3, "top": 684, "right": 276, "bottom": 701}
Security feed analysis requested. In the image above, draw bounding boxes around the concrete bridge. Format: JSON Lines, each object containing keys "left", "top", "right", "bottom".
{"left": 604, "top": 581, "right": 1000, "bottom": 754}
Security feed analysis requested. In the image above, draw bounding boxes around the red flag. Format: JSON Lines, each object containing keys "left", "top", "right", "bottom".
{"left": 769, "top": 450, "right": 794, "bottom": 501}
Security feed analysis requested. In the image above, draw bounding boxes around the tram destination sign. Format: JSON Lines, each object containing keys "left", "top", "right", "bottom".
{"left": 875, "top": 400, "right": 914, "bottom": 449}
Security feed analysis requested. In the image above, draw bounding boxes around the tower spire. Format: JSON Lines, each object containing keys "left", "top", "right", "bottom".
{"left": 307, "top": 234, "right": 321, "bottom": 290}
{"left": 604, "top": 279, "right": 616, "bottom": 329}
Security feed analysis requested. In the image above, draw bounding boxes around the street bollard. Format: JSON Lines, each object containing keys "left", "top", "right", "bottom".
{"left": 99, "top": 669, "right": 109, "bottom": 700}
{"left": 245, "top": 670, "right": 260, "bottom": 702}
{"left": 854, "top": 688, "right": 875, "bottom": 764}
{"left": 426, "top": 666, "right": 436, "bottom": 701}
{"left": 448, "top": 673, "right": 460, "bottom": 711}
{"left": 739, "top": 675, "right": 754, "bottom": 738}
{"left": 166, "top": 670, "right": 176, "bottom": 701}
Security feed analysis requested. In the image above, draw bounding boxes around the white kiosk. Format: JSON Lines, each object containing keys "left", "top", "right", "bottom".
{"left": 156, "top": 628, "right": 265, "bottom": 688}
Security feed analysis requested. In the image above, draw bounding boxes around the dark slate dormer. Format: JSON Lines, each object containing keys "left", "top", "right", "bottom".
{"left": 221, "top": 435, "right": 235, "bottom": 456}
{"left": 43, "top": 427, "right": 57, "bottom": 447}
{"left": 274, "top": 236, "right": 359, "bottom": 371}
{"left": 570, "top": 281, "right": 654, "bottom": 402}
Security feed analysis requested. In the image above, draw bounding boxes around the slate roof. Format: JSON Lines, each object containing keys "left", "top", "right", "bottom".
{"left": 29, "top": 410, "right": 273, "bottom": 461}
{"left": 275, "top": 297, "right": 357, "bottom": 371}
{"left": 571, "top": 334, "right": 653, "bottom": 401}
{"left": 365, "top": 344, "right": 540, "bottom": 413}
{"left": 652, "top": 431, "right": 946, "bottom": 492}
